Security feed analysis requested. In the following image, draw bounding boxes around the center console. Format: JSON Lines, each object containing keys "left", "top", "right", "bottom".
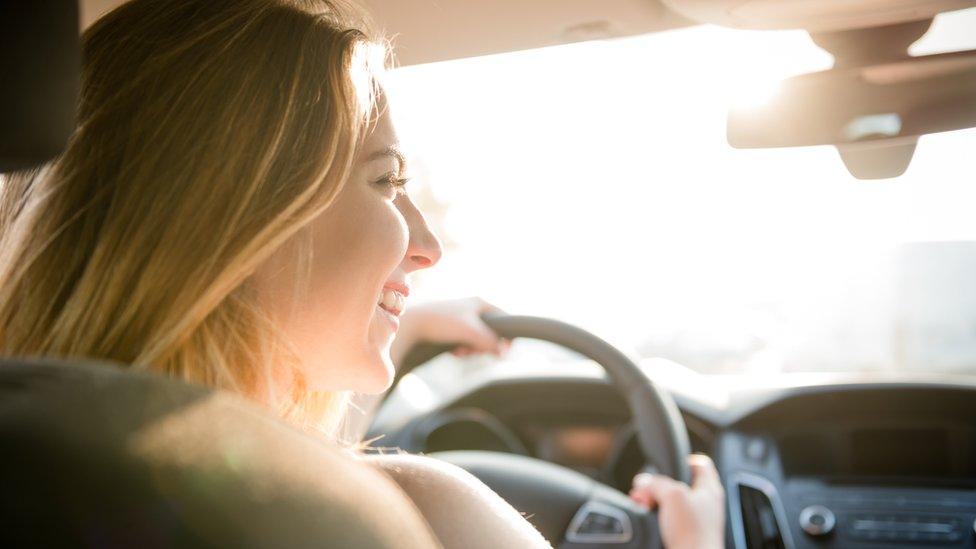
{"left": 786, "top": 478, "right": 975, "bottom": 546}
{"left": 717, "top": 387, "right": 976, "bottom": 549}
{"left": 781, "top": 425, "right": 976, "bottom": 547}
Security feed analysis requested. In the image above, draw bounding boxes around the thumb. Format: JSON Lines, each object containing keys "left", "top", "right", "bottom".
{"left": 688, "top": 454, "right": 721, "bottom": 493}
{"left": 630, "top": 472, "right": 683, "bottom": 510}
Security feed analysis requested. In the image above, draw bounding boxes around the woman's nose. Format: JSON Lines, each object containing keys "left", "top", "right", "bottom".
{"left": 399, "top": 197, "right": 442, "bottom": 271}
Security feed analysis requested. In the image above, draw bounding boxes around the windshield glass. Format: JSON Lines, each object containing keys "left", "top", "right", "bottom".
{"left": 385, "top": 8, "right": 976, "bottom": 376}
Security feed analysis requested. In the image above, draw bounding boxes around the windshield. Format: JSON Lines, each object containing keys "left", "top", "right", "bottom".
{"left": 385, "top": 8, "right": 976, "bottom": 376}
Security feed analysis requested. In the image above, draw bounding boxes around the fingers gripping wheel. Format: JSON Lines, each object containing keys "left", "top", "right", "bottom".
{"left": 478, "top": 312, "right": 692, "bottom": 485}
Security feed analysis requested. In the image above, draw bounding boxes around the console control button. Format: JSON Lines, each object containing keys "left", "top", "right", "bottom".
{"left": 848, "top": 514, "right": 962, "bottom": 544}
{"left": 799, "top": 505, "right": 836, "bottom": 536}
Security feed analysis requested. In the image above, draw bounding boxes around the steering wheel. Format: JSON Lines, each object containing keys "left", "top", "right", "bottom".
{"left": 389, "top": 312, "right": 692, "bottom": 548}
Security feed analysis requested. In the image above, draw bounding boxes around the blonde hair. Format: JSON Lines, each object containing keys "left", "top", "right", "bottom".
{"left": 0, "top": 0, "right": 387, "bottom": 437}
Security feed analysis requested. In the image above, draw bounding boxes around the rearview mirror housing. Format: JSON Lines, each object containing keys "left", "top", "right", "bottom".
{"left": 727, "top": 49, "right": 976, "bottom": 179}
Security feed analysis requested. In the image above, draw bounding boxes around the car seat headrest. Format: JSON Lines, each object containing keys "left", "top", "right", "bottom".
{"left": 0, "top": 0, "right": 81, "bottom": 173}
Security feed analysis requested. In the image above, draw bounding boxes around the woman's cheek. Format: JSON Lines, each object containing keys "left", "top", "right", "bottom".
{"left": 382, "top": 199, "right": 410, "bottom": 268}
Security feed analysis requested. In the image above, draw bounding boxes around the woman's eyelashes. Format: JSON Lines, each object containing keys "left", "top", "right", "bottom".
{"left": 373, "top": 172, "right": 410, "bottom": 198}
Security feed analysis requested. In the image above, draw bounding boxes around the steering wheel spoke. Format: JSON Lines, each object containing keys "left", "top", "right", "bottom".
{"left": 562, "top": 497, "right": 662, "bottom": 549}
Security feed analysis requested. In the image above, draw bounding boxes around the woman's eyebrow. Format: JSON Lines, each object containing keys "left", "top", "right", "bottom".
{"left": 365, "top": 146, "right": 406, "bottom": 173}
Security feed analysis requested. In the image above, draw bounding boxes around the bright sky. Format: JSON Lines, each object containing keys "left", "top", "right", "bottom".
{"left": 384, "top": 9, "right": 976, "bottom": 374}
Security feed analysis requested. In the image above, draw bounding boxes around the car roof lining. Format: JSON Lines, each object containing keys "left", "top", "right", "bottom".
{"left": 80, "top": 0, "right": 694, "bottom": 66}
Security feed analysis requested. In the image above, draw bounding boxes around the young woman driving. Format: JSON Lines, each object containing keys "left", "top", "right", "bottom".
{"left": 0, "top": 1, "right": 723, "bottom": 547}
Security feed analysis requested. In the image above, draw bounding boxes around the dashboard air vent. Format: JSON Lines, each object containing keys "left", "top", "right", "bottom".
{"left": 738, "top": 484, "right": 785, "bottom": 549}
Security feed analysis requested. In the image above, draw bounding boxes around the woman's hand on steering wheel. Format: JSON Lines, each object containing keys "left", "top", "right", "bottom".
{"left": 629, "top": 454, "right": 725, "bottom": 549}
{"left": 392, "top": 297, "right": 510, "bottom": 366}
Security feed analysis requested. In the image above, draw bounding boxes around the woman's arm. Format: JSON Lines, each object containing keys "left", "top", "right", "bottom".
{"left": 390, "top": 297, "right": 507, "bottom": 365}
{"left": 364, "top": 453, "right": 552, "bottom": 549}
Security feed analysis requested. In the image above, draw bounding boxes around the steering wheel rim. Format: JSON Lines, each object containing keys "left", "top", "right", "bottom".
{"left": 385, "top": 312, "right": 695, "bottom": 547}
{"left": 478, "top": 312, "right": 692, "bottom": 484}
{"left": 392, "top": 312, "right": 692, "bottom": 483}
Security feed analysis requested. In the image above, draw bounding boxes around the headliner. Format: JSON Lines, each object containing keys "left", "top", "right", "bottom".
{"left": 80, "top": 0, "right": 693, "bottom": 66}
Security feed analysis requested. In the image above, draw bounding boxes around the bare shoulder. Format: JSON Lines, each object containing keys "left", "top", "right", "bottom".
{"left": 364, "top": 453, "right": 552, "bottom": 549}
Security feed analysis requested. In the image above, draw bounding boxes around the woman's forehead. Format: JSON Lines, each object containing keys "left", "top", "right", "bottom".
{"left": 360, "top": 108, "right": 402, "bottom": 163}
{"left": 368, "top": 107, "right": 397, "bottom": 145}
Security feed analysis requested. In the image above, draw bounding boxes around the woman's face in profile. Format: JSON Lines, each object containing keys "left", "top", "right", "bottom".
{"left": 255, "top": 104, "right": 442, "bottom": 394}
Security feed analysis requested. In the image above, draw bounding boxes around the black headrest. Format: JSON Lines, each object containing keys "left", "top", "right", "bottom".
{"left": 0, "top": 358, "right": 439, "bottom": 548}
{"left": 0, "top": 0, "right": 81, "bottom": 172}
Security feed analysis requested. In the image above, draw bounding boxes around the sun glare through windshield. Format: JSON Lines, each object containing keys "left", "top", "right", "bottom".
{"left": 385, "top": 8, "right": 976, "bottom": 376}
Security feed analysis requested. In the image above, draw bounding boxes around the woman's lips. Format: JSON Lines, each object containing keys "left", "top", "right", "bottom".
{"left": 384, "top": 281, "right": 410, "bottom": 298}
{"left": 376, "top": 302, "right": 401, "bottom": 331}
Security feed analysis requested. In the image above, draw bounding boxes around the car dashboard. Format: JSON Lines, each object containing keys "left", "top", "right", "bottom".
{"left": 369, "top": 357, "right": 976, "bottom": 548}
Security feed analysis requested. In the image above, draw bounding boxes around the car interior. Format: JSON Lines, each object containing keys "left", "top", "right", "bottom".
{"left": 3, "top": 1, "right": 976, "bottom": 548}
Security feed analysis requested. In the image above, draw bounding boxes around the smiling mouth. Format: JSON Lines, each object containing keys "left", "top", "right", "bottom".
{"left": 377, "top": 288, "right": 406, "bottom": 317}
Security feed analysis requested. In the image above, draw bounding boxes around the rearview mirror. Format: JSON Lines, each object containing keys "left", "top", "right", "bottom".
{"left": 727, "top": 50, "right": 976, "bottom": 178}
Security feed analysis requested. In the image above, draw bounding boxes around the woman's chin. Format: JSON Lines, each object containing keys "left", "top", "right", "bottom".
{"left": 302, "top": 349, "right": 394, "bottom": 394}
{"left": 338, "top": 346, "right": 395, "bottom": 394}
{"left": 358, "top": 353, "right": 396, "bottom": 394}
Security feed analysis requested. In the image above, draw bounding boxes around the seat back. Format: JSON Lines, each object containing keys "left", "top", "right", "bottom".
{"left": 0, "top": 359, "right": 439, "bottom": 548}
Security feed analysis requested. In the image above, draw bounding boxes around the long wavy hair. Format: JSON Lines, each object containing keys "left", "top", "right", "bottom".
{"left": 0, "top": 0, "right": 387, "bottom": 437}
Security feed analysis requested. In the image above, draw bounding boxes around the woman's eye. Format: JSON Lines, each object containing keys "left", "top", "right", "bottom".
{"left": 373, "top": 172, "right": 409, "bottom": 198}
